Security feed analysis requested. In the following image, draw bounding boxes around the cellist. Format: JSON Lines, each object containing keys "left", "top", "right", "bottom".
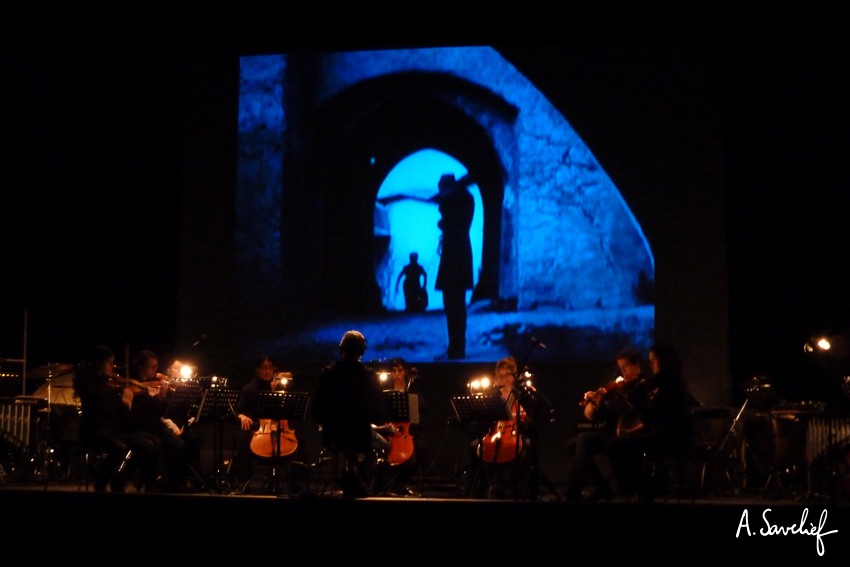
{"left": 377, "top": 357, "right": 428, "bottom": 496}
{"left": 476, "top": 355, "right": 533, "bottom": 498}
{"left": 231, "top": 355, "right": 292, "bottom": 492}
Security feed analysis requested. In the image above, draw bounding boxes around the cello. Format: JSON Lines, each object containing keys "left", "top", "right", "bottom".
{"left": 479, "top": 387, "right": 525, "bottom": 464}
{"left": 386, "top": 366, "right": 417, "bottom": 467}
{"left": 250, "top": 419, "right": 298, "bottom": 458}
{"left": 387, "top": 359, "right": 417, "bottom": 467}
{"left": 387, "top": 422, "right": 415, "bottom": 467}
{"left": 249, "top": 373, "right": 298, "bottom": 458}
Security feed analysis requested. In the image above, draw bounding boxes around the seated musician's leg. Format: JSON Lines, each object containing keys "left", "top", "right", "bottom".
{"left": 565, "top": 430, "right": 612, "bottom": 501}
{"left": 607, "top": 433, "right": 650, "bottom": 497}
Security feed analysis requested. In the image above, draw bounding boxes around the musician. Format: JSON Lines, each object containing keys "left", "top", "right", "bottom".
{"left": 605, "top": 342, "right": 697, "bottom": 499}
{"left": 72, "top": 344, "right": 164, "bottom": 492}
{"left": 231, "top": 355, "right": 283, "bottom": 491}
{"left": 379, "top": 357, "right": 428, "bottom": 496}
{"left": 312, "top": 330, "right": 386, "bottom": 498}
{"left": 470, "top": 355, "right": 540, "bottom": 499}
{"left": 129, "top": 349, "right": 200, "bottom": 492}
{"left": 564, "top": 346, "right": 648, "bottom": 501}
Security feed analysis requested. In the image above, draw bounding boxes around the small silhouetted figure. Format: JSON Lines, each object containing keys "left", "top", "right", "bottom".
{"left": 395, "top": 251, "right": 428, "bottom": 312}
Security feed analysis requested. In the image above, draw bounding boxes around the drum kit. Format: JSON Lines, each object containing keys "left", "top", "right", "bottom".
{"left": 31, "top": 369, "right": 79, "bottom": 408}
{"left": 0, "top": 362, "right": 81, "bottom": 482}
{"left": 11, "top": 362, "right": 228, "bottom": 484}
{"left": 27, "top": 364, "right": 83, "bottom": 480}
{"left": 731, "top": 375, "right": 850, "bottom": 500}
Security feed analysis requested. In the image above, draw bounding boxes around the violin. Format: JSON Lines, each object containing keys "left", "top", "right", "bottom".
{"left": 579, "top": 376, "right": 629, "bottom": 408}
{"left": 108, "top": 374, "right": 169, "bottom": 395}
{"left": 579, "top": 375, "right": 646, "bottom": 434}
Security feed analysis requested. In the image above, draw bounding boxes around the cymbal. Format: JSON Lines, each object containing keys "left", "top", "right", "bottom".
{"left": 26, "top": 363, "right": 74, "bottom": 380}
{"left": 32, "top": 375, "right": 78, "bottom": 406}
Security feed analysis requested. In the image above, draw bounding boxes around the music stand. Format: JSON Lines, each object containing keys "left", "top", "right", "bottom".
{"left": 161, "top": 382, "right": 208, "bottom": 491}
{"left": 255, "top": 391, "right": 309, "bottom": 494}
{"left": 383, "top": 390, "right": 420, "bottom": 424}
{"left": 256, "top": 391, "right": 309, "bottom": 421}
{"left": 164, "top": 382, "right": 203, "bottom": 426}
{"left": 195, "top": 387, "right": 239, "bottom": 492}
{"left": 451, "top": 395, "right": 510, "bottom": 497}
{"left": 451, "top": 394, "right": 510, "bottom": 424}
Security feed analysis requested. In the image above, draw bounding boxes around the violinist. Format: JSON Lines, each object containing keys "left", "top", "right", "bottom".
{"left": 565, "top": 346, "right": 648, "bottom": 502}
{"left": 129, "top": 349, "right": 198, "bottom": 492}
{"left": 605, "top": 342, "right": 697, "bottom": 500}
{"left": 72, "top": 344, "right": 164, "bottom": 492}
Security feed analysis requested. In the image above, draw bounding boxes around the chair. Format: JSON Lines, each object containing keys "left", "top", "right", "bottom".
{"left": 308, "top": 445, "right": 345, "bottom": 495}
{"left": 689, "top": 404, "right": 747, "bottom": 496}
{"left": 634, "top": 410, "right": 706, "bottom": 504}
{"left": 76, "top": 436, "right": 134, "bottom": 492}
{"left": 639, "top": 433, "right": 698, "bottom": 503}
{"left": 308, "top": 445, "right": 378, "bottom": 497}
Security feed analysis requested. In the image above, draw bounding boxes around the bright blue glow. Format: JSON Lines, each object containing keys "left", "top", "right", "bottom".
{"left": 234, "top": 46, "right": 655, "bottom": 364}
{"left": 375, "top": 149, "right": 483, "bottom": 311}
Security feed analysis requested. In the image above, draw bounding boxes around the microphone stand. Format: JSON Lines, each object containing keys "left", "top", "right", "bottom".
{"left": 510, "top": 338, "right": 559, "bottom": 501}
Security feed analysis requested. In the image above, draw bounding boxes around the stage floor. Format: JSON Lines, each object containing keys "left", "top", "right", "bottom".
{"left": 1, "top": 476, "right": 847, "bottom": 559}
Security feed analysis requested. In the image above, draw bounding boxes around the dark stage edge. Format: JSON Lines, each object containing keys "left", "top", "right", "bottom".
{"left": 2, "top": 482, "right": 849, "bottom": 559}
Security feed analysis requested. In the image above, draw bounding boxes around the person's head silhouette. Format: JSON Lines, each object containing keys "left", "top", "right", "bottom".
{"left": 339, "top": 330, "right": 367, "bottom": 360}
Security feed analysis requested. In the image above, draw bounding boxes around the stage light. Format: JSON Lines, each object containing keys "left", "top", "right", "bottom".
{"left": 169, "top": 360, "right": 198, "bottom": 382}
{"left": 273, "top": 372, "right": 292, "bottom": 390}
{"left": 467, "top": 375, "right": 493, "bottom": 394}
{"left": 199, "top": 374, "right": 228, "bottom": 388}
{"left": 804, "top": 336, "right": 832, "bottom": 353}
{"left": 179, "top": 364, "right": 197, "bottom": 381}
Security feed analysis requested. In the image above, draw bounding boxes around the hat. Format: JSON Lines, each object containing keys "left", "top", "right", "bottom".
{"left": 438, "top": 173, "right": 456, "bottom": 192}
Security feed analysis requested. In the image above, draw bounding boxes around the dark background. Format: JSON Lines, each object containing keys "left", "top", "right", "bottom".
{"left": 3, "top": 43, "right": 850, "bottom": 407}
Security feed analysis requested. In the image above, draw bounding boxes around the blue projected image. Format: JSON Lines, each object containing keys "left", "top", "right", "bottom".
{"left": 374, "top": 149, "right": 483, "bottom": 312}
{"left": 233, "top": 46, "right": 655, "bottom": 368}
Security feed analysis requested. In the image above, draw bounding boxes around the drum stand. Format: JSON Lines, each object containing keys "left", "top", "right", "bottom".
{"left": 764, "top": 408, "right": 812, "bottom": 498}
{"left": 698, "top": 400, "right": 748, "bottom": 495}
{"left": 719, "top": 398, "right": 748, "bottom": 491}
